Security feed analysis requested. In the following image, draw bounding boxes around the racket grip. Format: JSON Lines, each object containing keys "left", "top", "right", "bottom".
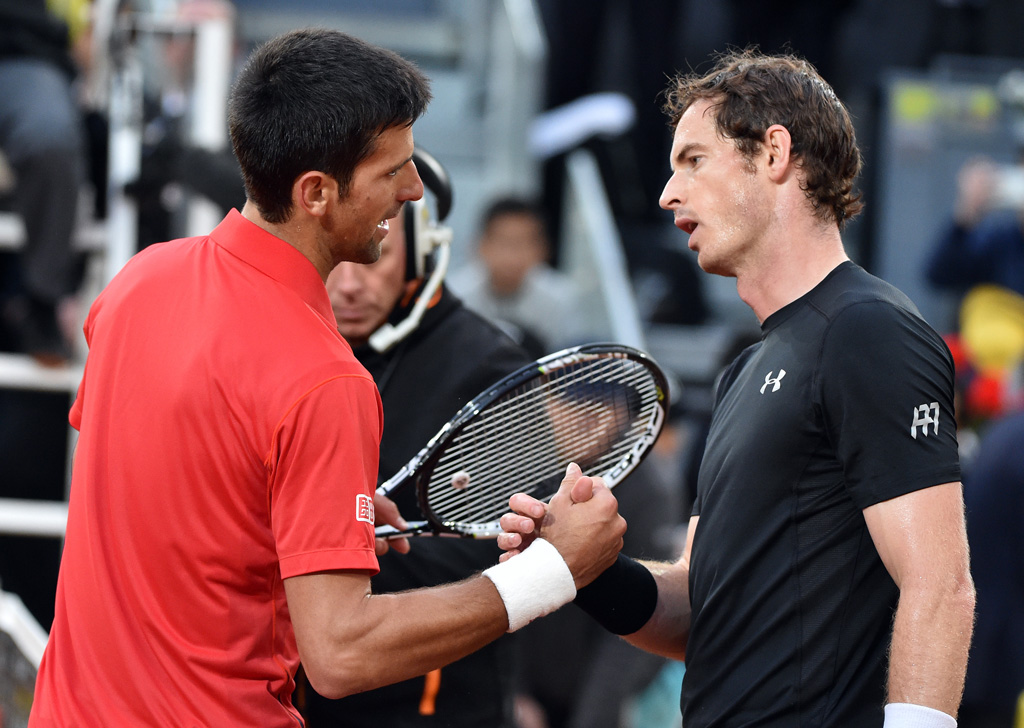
{"left": 374, "top": 522, "right": 427, "bottom": 539}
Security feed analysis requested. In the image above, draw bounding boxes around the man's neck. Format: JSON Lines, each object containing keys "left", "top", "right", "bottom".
{"left": 241, "top": 200, "right": 332, "bottom": 282}
{"left": 736, "top": 223, "right": 849, "bottom": 324}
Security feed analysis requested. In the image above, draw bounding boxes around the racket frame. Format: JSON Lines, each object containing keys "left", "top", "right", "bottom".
{"left": 374, "top": 343, "right": 670, "bottom": 539}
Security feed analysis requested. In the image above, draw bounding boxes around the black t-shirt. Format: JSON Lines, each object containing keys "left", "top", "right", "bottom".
{"left": 682, "top": 262, "right": 961, "bottom": 727}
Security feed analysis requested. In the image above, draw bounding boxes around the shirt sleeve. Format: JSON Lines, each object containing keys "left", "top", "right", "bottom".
{"left": 269, "top": 373, "right": 384, "bottom": 578}
{"left": 819, "top": 300, "right": 961, "bottom": 510}
{"left": 69, "top": 358, "right": 86, "bottom": 430}
{"left": 69, "top": 300, "right": 100, "bottom": 430}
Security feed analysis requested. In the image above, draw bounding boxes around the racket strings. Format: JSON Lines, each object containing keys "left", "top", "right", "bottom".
{"left": 442, "top": 358, "right": 647, "bottom": 466}
{"left": 436, "top": 359, "right": 624, "bottom": 471}
{"left": 431, "top": 359, "right": 634, "bottom": 503}
{"left": 426, "top": 377, "right": 655, "bottom": 525}
{"left": 421, "top": 358, "right": 661, "bottom": 527}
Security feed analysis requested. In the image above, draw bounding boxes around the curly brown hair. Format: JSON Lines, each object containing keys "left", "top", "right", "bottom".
{"left": 662, "top": 48, "right": 863, "bottom": 228}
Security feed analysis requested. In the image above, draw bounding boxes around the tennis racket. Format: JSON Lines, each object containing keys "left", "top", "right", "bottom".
{"left": 374, "top": 343, "right": 670, "bottom": 539}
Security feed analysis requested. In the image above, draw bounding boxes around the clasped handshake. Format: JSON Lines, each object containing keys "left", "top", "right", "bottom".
{"left": 496, "top": 461, "right": 626, "bottom": 588}
{"left": 373, "top": 461, "right": 626, "bottom": 590}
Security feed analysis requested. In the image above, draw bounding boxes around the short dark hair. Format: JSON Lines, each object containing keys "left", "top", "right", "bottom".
{"left": 228, "top": 28, "right": 431, "bottom": 223}
{"left": 662, "top": 48, "right": 863, "bottom": 228}
{"left": 478, "top": 196, "right": 548, "bottom": 236}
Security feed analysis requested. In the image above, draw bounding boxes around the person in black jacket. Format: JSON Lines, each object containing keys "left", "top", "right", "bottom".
{"left": 0, "top": 0, "right": 88, "bottom": 363}
{"left": 300, "top": 150, "right": 682, "bottom": 728}
{"left": 296, "top": 152, "right": 533, "bottom": 727}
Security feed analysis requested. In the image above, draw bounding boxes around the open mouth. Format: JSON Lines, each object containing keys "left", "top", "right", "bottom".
{"left": 677, "top": 218, "right": 697, "bottom": 235}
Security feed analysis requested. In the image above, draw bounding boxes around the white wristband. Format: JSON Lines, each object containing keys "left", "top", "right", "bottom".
{"left": 884, "top": 703, "right": 957, "bottom": 728}
{"left": 483, "top": 538, "right": 577, "bottom": 632}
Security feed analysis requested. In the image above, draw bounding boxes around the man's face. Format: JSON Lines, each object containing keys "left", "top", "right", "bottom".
{"left": 326, "top": 209, "right": 408, "bottom": 348}
{"left": 659, "top": 99, "right": 772, "bottom": 278}
{"left": 478, "top": 212, "right": 548, "bottom": 296}
{"left": 324, "top": 124, "right": 423, "bottom": 268}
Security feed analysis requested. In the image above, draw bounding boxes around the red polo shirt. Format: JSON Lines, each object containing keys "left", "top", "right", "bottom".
{"left": 31, "top": 211, "right": 382, "bottom": 727}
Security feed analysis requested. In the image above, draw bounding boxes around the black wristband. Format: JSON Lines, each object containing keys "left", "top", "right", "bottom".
{"left": 573, "top": 553, "right": 658, "bottom": 635}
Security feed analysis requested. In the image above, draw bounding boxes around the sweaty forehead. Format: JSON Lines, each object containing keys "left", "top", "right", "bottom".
{"left": 675, "top": 100, "right": 717, "bottom": 139}
{"left": 669, "top": 103, "right": 718, "bottom": 161}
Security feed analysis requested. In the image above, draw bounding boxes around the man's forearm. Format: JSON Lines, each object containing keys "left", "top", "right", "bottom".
{"left": 622, "top": 559, "right": 691, "bottom": 661}
{"left": 290, "top": 572, "right": 510, "bottom": 700}
{"left": 887, "top": 578, "right": 976, "bottom": 717}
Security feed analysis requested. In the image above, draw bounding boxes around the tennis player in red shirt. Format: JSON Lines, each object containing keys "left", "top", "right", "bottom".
{"left": 30, "top": 28, "right": 625, "bottom": 727}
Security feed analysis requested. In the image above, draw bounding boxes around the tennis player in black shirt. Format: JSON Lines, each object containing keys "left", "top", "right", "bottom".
{"left": 499, "top": 49, "right": 975, "bottom": 728}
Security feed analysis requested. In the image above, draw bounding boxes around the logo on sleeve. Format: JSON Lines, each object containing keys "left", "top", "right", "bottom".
{"left": 355, "top": 494, "right": 374, "bottom": 524}
{"left": 760, "top": 369, "right": 786, "bottom": 394}
{"left": 910, "top": 402, "right": 940, "bottom": 439}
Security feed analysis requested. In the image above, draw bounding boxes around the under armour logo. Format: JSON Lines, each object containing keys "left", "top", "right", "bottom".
{"left": 760, "top": 369, "right": 786, "bottom": 393}
{"left": 910, "top": 402, "right": 940, "bottom": 439}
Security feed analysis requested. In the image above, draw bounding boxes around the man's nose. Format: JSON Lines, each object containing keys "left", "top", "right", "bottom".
{"left": 401, "top": 163, "right": 425, "bottom": 203}
{"left": 659, "top": 171, "right": 683, "bottom": 211}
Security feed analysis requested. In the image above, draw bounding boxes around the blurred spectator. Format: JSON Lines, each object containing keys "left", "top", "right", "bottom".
{"left": 298, "top": 185, "right": 533, "bottom": 726}
{"left": 925, "top": 154, "right": 1024, "bottom": 473}
{"left": 0, "top": 0, "right": 91, "bottom": 634}
{"left": 925, "top": 155, "right": 1024, "bottom": 300}
{"left": 0, "top": 0, "right": 91, "bottom": 365}
{"left": 448, "top": 196, "right": 585, "bottom": 357}
{"left": 935, "top": 285, "right": 1024, "bottom": 479}
{"left": 959, "top": 360, "right": 1024, "bottom": 728}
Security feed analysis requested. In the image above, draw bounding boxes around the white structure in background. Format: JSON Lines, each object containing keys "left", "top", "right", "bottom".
{"left": 0, "top": 4, "right": 235, "bottom": 560}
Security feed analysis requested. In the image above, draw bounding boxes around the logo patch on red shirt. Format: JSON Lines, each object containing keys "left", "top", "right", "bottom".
{"left": 356, "top": 494, "right": 374, "bottom": 524}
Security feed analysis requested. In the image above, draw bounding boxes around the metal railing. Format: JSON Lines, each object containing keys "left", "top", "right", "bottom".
{"left": 0, "top": 10, "right": 235, "bottom": 540}
{"left": 481, "top": 0, "right": 547, "bottom": 197}
{"left": 561, "top": 149, "right": 647, "bottom": 350}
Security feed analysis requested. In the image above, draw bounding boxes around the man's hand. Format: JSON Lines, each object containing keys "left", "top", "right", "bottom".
{"left": 373, "top": 491, "right": 410, "bottom": 555}
{"left": 497, "top": 493, "right": 545, "bottom": 560}
{"left": 498, "top": 462, "right": 625, "bottom": 588}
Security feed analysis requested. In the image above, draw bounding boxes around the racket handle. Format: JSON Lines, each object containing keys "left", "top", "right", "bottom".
{"left": 375, "top": 522, "right": 428, "bottom": 539}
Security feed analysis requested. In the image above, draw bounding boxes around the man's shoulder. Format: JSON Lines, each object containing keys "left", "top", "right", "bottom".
{"left": 430, "top": 290, "right": 528, "bottom": 355}
{"left": 810, "top": 263, "right": 922, "bottom": 324}
{"left": 401, "top": 294, "right": 532, "bottom": 394}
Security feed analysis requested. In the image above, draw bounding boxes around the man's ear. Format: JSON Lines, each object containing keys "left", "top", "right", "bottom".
{"left": 292, "top": 171, "right": 338, "bottom": 218}
{"left": 763, "top": 124, "right": 793, "bottom": 183}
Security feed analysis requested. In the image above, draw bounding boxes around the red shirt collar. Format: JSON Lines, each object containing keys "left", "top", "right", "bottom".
{"left": 210, "top": 209, "right": 335, "bottom": 324}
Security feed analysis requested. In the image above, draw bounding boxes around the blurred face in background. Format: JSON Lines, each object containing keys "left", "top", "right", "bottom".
{"left": 327, "top": 207, "right": 408, "bottom": 347}
{"left": 478, "top": 211, "right": 549, "bottom": 296}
